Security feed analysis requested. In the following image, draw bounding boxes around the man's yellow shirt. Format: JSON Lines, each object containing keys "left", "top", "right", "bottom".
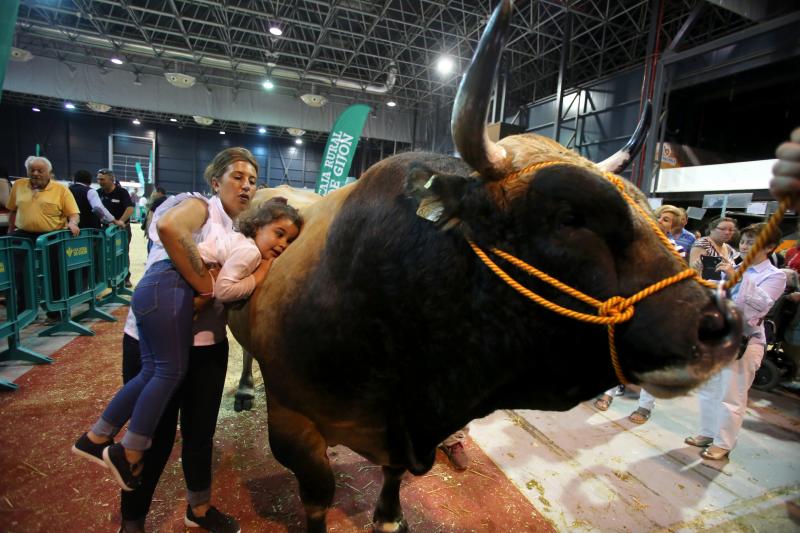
{"left": 7, "top": 178, "right": 80, "bottom": 233}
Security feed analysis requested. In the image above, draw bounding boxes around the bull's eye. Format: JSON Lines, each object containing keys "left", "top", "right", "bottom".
{"left": 562, "top": 210, "right": 584, "bottom": 228}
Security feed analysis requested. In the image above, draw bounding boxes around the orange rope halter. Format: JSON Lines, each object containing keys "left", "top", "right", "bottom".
{"left": 468, "top": 160, "right": 791, "bottom": 384}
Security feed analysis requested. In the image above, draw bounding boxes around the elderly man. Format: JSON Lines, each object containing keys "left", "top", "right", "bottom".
{"left": 96, "top": 169, "right": 135, "bottom": 287}
{"left": 7, "top": 156, "right": 81, "bottom": 315}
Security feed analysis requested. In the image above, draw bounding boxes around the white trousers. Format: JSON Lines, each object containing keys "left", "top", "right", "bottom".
{"left": 697, "top": 342, "right": 764, "bottom": 450}
{"left": 602, "top": 386, "right": 655, "bottom": 410}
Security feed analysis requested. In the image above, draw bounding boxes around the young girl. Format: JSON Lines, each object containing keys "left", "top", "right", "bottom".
{"left": 72, "top": 198, "right": 302, "bottom": 491}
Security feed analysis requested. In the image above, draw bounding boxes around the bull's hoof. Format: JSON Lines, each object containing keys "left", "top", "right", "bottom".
{"left": 372, "top": 519, "right": 408, "bottom": 533}
{"left": 233, "top": 392, "right": 254, "bottom": 412}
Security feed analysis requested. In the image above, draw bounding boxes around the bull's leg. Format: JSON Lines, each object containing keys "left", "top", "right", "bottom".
{"left": 267, "top": 397, "right": 334, "bottom": 533}
{"left": 372, "top": 466, "right": 408, "bottom": 533}
{"left": 233, "top": 349, "right": 255, "bottom": 412}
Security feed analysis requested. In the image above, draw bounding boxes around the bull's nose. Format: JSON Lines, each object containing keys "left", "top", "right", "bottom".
{"left": 696, "top": 294, "right": 740, "bottom": 355}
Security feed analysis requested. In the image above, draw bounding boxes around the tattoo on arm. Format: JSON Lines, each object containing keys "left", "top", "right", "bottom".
{"left": 178, "top": 236, "right": 206, "bottom": 277}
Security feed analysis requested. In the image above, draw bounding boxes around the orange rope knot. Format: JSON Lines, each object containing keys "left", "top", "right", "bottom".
{"left": 598, "top": 296, "right": 634, "bottom": 323}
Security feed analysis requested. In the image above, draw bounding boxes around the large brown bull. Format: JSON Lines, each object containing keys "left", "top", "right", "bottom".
{"left": 228, "top": 1, "right": 740, "bottom": 531}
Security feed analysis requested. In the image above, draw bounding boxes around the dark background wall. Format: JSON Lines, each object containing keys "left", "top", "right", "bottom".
{"left": 0, "top": 103, "right": 329, "bottom": 194}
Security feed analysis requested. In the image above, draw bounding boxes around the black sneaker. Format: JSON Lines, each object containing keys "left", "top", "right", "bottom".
{"left": 102, "top": 443, "right": 143, "bottom": 491}
{"left": 118, "top": 518, "right": 146, "bottom": 533}
{"left": 71, "top": 432, "right": 111, "bottom": 467}
{"left": 184, "top": 505, "right": 241, "bottom": 533}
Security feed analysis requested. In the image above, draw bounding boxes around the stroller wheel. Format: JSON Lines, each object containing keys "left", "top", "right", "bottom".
{"left": 753, "top": 359, "right": 781, "bottom": 391}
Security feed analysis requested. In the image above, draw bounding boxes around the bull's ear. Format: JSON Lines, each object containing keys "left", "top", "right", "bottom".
{"left": 405, "top": 165, "right": 470, "bottom": 226}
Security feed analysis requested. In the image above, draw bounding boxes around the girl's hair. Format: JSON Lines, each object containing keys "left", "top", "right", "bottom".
{"left": 237, "top": 197, "right": 304, "bottom": 238}
{"left": 203, "top": 147, "right": 259, "bottom": 188}
{"left": 705, "top": 216, "right": 736, "bottom": 235}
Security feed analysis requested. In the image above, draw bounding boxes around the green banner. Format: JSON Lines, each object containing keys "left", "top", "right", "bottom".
{"left": 0, "top": 1, "right": 20, "bottom": 104}
{"left": 316, "top": 104, "right": 370, "bottom": 196}
{"left": 135, "top": 161, "right": 146, "bottom": 190}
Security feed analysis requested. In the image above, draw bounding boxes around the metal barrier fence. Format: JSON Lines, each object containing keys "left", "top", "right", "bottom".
{"left": 99, "top": 225, "right": 133, "bottom": 306}
{"left": 36, "top": 229, "right": 116, "bottom": 337}
{"left": 0, "top": 237, "right": 50, "bottom": 390}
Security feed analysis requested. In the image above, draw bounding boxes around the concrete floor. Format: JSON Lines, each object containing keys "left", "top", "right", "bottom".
{"left": 1, "top": 229, "right": 798, "bottom": 532}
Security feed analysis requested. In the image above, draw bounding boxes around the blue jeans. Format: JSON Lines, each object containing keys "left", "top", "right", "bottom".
{"left": 92, "top": 260, "right": 194, "bottom": 451}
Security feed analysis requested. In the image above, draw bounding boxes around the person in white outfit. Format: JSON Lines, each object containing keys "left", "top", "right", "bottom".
{"left": 685, "top": 223, "right": 785, "bottom": 460}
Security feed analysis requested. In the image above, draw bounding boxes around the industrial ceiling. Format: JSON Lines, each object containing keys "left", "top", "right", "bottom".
{"left": 9, "top": 0, "right": 773, "bottom": 134}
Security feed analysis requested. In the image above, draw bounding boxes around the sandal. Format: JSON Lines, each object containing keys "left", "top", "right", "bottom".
{"left": 700, "top": 445, "right": 730, "bottom": 460}
{"left": 628, "top": 407, "right": 651, "bottom": 424}
{"left": 685, "top": 435, "right": 713, "bottom": 448}
{"left": 594, "top": 394, "right": 613, "bottom": 411}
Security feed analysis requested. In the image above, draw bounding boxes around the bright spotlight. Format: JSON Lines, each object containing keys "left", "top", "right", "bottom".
{"left": 386, "top": 100, "right": 397, "bottom": 107}
{"left": 269, "top": 26, "right": 283, "bottom": 36}
{"left": 436, "top": 56, "right": 454, "bottom": 75}
{"left": 64, "top": 102, "right": 76, "bottom": 110}
{"left": 32, "top": 107, "right": 41, "bottom": 112}
{"left": 132, "top": 118, "right": 141, "bottom": 125}
{"left": 169, "top": 118, "right": 178, "bottom": 122}
{"left": 110, "top": 56, "right": 124, "bottom": 65}
{"left": 295, "top": 138, "right": 303, "bottom": 145}
{"left": 262, "top": 79, "right": 274, "bottom": 90}
{"left": 219, "top": 130, "right": 226, "bottom": 135}
{"left": 258, "top": 127, "right": 267, "bottom": 134}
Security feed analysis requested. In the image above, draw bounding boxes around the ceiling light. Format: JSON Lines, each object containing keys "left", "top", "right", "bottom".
{"left": 300, "top": 93, "right": 327, "bottom": 108}
{"left": 295, "top": 138, "right": 303, "bottom": 145}
{"left": 267, "top": 62, "right": 277, "bottom": 68}
{"left": 262, "top": 79, "right": 274, "bottom": 90}
{"left": 133, "top": 73, "right": 142, "bottom": 86}
{"left": 258, "top": 127, "right": 267, "bottom": 134}
{"left": 286, "top": 127, "right": 306, "bottom": 137}
{"left": 170, "top": 118, "right": 178, "bottom": 122}
{"left": 64, "top": 102, "right": 76, "bottom": 110}
{"left": 110, "top": 56, "right": 124, "bottom": 65}
{"left": 386, "top": 100, "right": 397, "bottom": 107}
{"left": 269, "top": 25, "right": 283, "bottom": 36}
{"left": 193, "top": 115, "right": 214, "bottom": 126}
{"left": 32, "top": 107, "right": 41, "bottom": 112}
{"left": 436, "top": 55, "right": 455, "bottom": 75}
{"left": 164, "top": 72, "right": 196, "bottom": 88}
{"left": 87, "top": 102, "right": 111, "bottom": 113}
{"left": 10, "top": 47, "right": 34, "bottom": 62}
{"left": 219, "top": 130, "right": 226, "bottom": 135}
{"left": 132, "top": 118, "right": 141, "bottom": 125}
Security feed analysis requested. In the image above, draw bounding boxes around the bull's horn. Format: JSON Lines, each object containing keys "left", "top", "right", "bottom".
{"left": 596, "top": 100, "right": 652, "bottom": 173}
{"left": 451, "top": 0, "right": 513, "bottom": 180}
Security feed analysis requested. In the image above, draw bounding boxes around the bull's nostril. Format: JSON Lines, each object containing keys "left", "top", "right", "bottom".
{"left": 698, "top": 309, "right": 728, "bottom": 343}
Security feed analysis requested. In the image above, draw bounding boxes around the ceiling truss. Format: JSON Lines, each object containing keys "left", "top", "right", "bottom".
{"left": 13, "top": 1, "right": 756, "bottom": 115}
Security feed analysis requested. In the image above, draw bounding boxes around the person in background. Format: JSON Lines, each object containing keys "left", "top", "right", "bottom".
{"left": 69, "top": 170, "right": 125, "bottom": 230}
{"left": 142, "top": 187, "right": 168, "bottom": 254}
{"left": 97, "top": 169, "right": 135, "bottom": 287}
{"left": 686, "top": 223, "right": 785, "bottom": 460}
{"left": 672, "top": 208, "right": 696, "bottom": 252}
{"left": 655, "top": 204, "right": 686, "bottom": 257}
{"left": 689, "top": 217, "right": 738, "bottom": 280}
{"left": 7, "top": 156, "right": 80, "bottom": 317}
